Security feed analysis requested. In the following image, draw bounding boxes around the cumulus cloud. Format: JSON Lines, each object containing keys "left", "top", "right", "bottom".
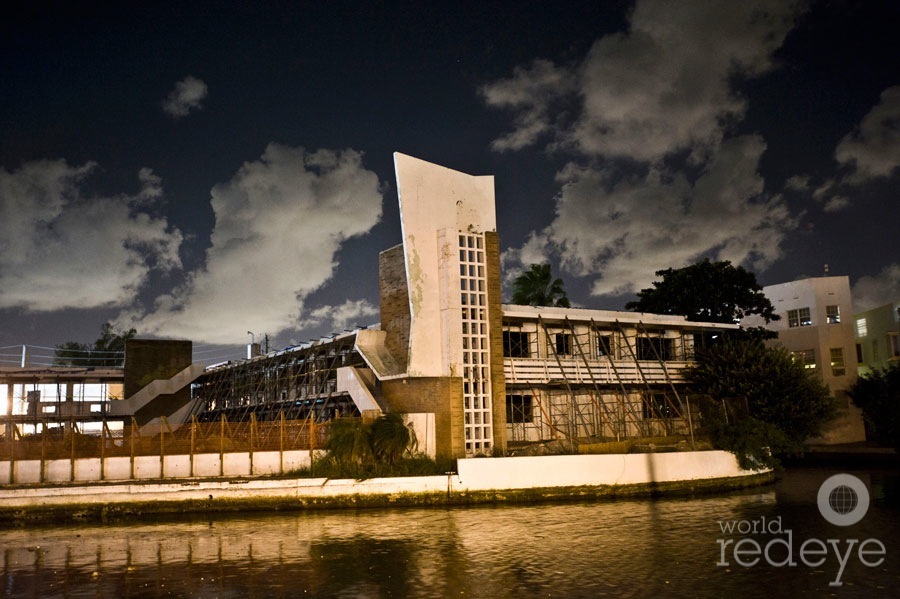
{"left": 119, "top": 145, "right": 383, "bottom": 345}
{"left": 835, "top": 86, "right": 900, "bottom": 182}
{"left": 547, "top": 135, "right": 795, "bottom": 295}
{"left": 483, "top": 0, "right": 803, "bottom": 296}
{"left": 0, "top": 160, "right": 181, "bottom": 311}
{"left": 481, "top": 59, "right": 577, "bottom": 152}
{"left": 852, "top": 263, "right": 900, "bottom": 312}
{"left": 297, "top": 299, "right": 379, "bottom": 333}
{"left": 162, "top": 75, "right": 208, "bottom": 118}
{"left": 484, "top": 1, "right": 799, "bottom": 162}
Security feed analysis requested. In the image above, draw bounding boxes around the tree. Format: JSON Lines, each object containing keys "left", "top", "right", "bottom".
{"left": 53, "top": 323, "right": 136, "bottom": 367}
{"left": 848, "top": 364, "right": 900, "bottom": 450}
{"left": 511, "top": 263, "right": 571, "bottom": 308}
{"left": 625, "top": 259, "right": 778, "bottom": 338}
{"left": 687, "top": 338, "right": 835, "bottom": 468}
{"left": 325, "top": 413, "right": 417, "bottom": 469}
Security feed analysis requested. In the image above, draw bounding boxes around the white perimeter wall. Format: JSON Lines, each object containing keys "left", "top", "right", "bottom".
{"left": 0, "top": 451, "right": 764, "bottom": 509}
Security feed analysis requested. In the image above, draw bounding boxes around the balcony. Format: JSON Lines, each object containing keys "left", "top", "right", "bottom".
{"left": 503, "top": 357, "right": 689, "bottom": 385}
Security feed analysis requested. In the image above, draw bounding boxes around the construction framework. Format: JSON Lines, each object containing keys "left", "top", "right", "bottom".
{"left": 501, "top": 308, "right": 728, "bottom": 446}
{"left": 190, "top": 333, "right": 369, "bottom": 424}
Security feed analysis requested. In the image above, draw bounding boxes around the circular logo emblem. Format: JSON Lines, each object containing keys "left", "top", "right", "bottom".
{"left": 817, "top": 473, "right": 870, "bottom": 526}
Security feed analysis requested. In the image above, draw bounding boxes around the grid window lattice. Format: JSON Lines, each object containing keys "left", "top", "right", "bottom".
{"left": 459, "top": 234, "right": 492, "bottom": 455}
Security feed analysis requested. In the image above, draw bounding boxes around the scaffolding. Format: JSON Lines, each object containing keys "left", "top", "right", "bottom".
{"left": 502, "top": 315, "right": 706, "bottom": 445}
{"left": 191, "top": 333, "right": 369, "bottom": 424}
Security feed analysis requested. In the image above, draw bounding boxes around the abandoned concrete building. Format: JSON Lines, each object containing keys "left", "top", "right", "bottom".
{"left": 2, "top": 153, "right": 739, "bottom": 459}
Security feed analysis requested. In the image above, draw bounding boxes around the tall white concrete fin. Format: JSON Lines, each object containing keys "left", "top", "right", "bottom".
{"left": 393, "top": 152, "right": 496, "bottom": 378}
{"left": 393, "top": 153, "right": 498, "bottom": 455}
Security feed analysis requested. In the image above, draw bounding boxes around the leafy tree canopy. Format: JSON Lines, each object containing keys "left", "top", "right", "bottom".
{"left": 511, "top": 263, "right": 571, "bottom": 308}
{"left": 625, "top": 259, "right": 778, "bottom": 337}
{"left": 848, "top": 364, "right": 900, "bottom": 450}
{"left": 687, "top": 338, "right": 835, "bottom": 468}
{"left": 53, "top": 323, "right": 136, "bottom": 367}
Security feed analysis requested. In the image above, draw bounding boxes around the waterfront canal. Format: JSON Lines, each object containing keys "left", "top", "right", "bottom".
{"left": 1, "top": 466, "right": 897, "bottom": 598}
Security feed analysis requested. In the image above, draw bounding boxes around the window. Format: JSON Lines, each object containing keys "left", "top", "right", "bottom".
{"left": 856, "top": 343, "right": 863, "bottom": 364}
{"left": 830, "top": 348, "right": 845, "bottom": 376}
{"left": 506, "top": 395, "right": 533, "bottom": 423}
{"left": 597, "top": 334, "right": 613, "bottom": 358}
{"left": 791, "top": 349, "right": 816, "bottom": 369}
{"left": 890, "top": 333, "right": 900, "bottom": 359}
{"left": 503, "top": 331, "right": 530, "bottom": 358}
{"left": 554, "top": 333, "right": 572, "bottom": 356}
{"left": 642, "top": 393, "right": 675, "bottom": 419}
{"left": 826, "top": 305, "right": 840, "bottom": 324}
{"left": 856, "top": 318, "right": 868, "bottom": 337}
{"left": 636, "top": 337, "right": 675, "bottom": 361}
{"left": 788, "top": 307, "right": 812, "bottom": 328}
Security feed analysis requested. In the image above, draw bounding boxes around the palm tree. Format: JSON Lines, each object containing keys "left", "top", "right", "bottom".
{"left": 511, "top": 263, "right": 571, "bottom": 307}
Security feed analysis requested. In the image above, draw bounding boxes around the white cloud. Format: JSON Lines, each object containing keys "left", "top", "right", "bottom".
{"left": 481, "top": 59, "right": 577, "bottom": 152}
{"left": 823, "top": 195, "right": 850, "bottom": 213}
{"left": 484, "top": 1, "right": 800, "bottom": 162}
{"left": 835, "top": 86, "right": 900, "bottom": 182}
{"left": 119, "top": 144, "right": 383, "bottom": 345}
{"left": 298, "top": 299, "right": 379, "bottom": 333}
{"left": 543, "top": 135, "right": 796, "bottom": 295}
{"left": 852, "top": 263, "right": 900, "bottom": 312}
{"left": 0, "top": 160, "right": 181, "bottom": 311}
{"left": 162, "top": 75, "right": 208, "bottom": 118}
{"left": 483, "top": 0, "right": 803, "bottom": 297}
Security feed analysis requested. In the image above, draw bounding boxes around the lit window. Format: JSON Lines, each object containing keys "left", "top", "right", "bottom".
{"left": 830, "top": 348, "right": 845, "bottom": 376}
{"left": 826, "top": 305, "right": 840, "bottom": 324}
{"left": 856, "top": 318, "right": 868, "bottom": 337}
{"left": 791, "top": 349, "right": 816, "bottom": 369}
{"left": 787, "top": 308, "right": 811, "bottom": 327}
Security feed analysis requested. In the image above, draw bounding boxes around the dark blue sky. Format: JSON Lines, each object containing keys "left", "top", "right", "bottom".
{"left": 2, "top": 1, "right": 898, "bottom": 363}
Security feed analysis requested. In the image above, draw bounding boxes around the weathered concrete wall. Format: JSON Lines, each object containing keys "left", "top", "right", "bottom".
{"left": 379, "top": 244, "right": 411, "bottom": 372}
{"left": 454, "top": 451, "right": 755, "bottom": 490}
{"left": 0, "top": 450, "right": 319, "bottom": 485}
{"left": 124, "top": 339, "right": 193, "bottom": 426}
{"left": 0, "top": 451, "right": 768, "bottom": 516}
{"left": 484, "top": 231, "right": 507, "bottom": 453}
{"left": 382, "top": 377, "right": 464, "bottom": 458}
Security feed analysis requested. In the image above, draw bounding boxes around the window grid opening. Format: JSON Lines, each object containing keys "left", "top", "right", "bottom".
{"left": 459, "top": 233, "right": 492, "bottom": 455}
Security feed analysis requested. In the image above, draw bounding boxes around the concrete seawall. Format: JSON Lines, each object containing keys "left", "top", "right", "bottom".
{"left": 0, "top": 450, "right": 772, "bottom": 523}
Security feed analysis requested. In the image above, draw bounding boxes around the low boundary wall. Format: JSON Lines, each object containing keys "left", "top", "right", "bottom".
{"left": 0, "top": 449, "right": 322, "bottom": 485}
{"left": 0, "top": 451, "right": 771, "bottom": 521}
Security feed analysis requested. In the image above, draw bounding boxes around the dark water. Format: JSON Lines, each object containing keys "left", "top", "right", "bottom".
{"left": 1, "top": 466, "right": 898, "bottom": 598}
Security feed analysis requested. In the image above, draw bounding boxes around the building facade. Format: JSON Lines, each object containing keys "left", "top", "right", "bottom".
{"left": 747, "top": 276, "right": 866, "bottom": 444}
{"left": 1, "top": 154, "right": 748, "bottom": 459}
{"left": 854, "top": 302, "right": 900, "bottom": 376}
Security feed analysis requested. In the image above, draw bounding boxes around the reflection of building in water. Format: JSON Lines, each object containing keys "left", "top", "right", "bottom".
{"left": 1, "top": 154, "right": 736, "bottom": 459}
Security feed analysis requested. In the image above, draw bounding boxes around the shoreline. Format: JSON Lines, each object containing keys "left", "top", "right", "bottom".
{"left": 0, "top": 471, "right": 775, "bottom": 526}
{"left": 0, "top": 450, "right": 776, "bottom": 525}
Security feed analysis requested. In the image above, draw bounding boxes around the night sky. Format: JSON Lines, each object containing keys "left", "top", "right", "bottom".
{"left": 2, "top": 1, "right": 898, "bottom": 363}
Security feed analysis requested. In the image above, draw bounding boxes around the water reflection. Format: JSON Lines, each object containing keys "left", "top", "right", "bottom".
{"left": 1, "top": 467, "right": 897, "bottom": 598}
